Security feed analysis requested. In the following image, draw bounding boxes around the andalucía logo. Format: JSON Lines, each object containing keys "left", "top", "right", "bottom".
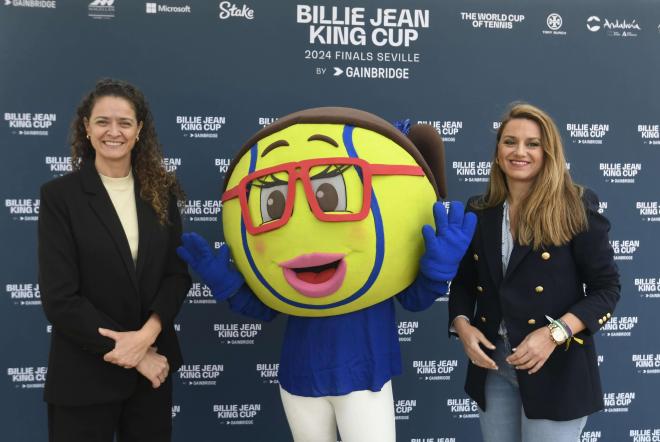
{"left": 587, "top": 16, "right": 601, "bottom": 32}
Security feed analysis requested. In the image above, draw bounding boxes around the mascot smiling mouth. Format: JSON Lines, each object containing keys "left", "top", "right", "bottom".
{"left": 280, "top": 253, "right": 347, "bottom": 298}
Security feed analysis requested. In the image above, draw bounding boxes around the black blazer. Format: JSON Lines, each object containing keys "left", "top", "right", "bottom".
{"left": 38, "top": 162, "right": 191, "bottom": 406}
{"left": 448, "top": 189, "right": 620, "bottom": 420}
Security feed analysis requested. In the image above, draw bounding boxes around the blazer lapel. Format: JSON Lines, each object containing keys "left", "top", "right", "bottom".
{"left": 134, "top": 178, "right": 154, "bottom": 282}
{"left": 479, "top": 205, "right": 504, "bottom": 288}
{"left": 81, "top": 162, "right": 139, "bottom": 293}
{"left": 505, "top": 243, "right": 532, "bottom": 280}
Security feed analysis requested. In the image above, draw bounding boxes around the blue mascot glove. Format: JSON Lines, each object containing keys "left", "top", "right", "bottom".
{"left": 176, "top": 232, "right": 244, "bottom": 301}
{"left": 420, "top": 201, "right": 477, "bottom": 282}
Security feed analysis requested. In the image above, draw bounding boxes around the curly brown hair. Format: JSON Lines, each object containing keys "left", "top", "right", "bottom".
{"left": 70, "top": 78, "right": 185, "bottom": 225}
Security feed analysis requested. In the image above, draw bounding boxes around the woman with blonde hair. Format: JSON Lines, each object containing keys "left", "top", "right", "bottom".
{"left": 449, "top": 103, "right": 620, "bottom": 441}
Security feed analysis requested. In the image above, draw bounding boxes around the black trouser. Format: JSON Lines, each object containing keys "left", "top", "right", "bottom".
{"left": 48, "top": 375, "right": 172, "bottom": 442}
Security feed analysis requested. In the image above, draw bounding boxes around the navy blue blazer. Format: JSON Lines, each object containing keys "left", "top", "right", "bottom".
{"left": 39, "top": 161, "right": 191, "bottom": 406}
{"left": 448, "top": 189, "right": 620, "bottom": 420}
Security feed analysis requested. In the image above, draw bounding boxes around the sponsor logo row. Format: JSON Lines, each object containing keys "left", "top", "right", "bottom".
{"left": 5, "top": 2, "right": 660, "bottom": 39}
{"left": 4, "top": 0, "right": 254, "bottom": 20}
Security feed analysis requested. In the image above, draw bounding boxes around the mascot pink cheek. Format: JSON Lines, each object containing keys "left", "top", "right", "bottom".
{"left": 253, "top": 238, "right": 267, "bottom": 256}
{"left": 279, "top": 253, "right": 347, "bottom": 298}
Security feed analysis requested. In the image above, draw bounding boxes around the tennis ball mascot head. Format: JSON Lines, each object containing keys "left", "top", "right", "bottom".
{"left": 221, "top": 107, "right": 446, "bottom": 317}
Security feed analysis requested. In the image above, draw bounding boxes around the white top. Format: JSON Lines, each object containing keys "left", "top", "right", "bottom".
{"left": 99, "top": 171, "right": 139, "bottom": 264}
{"left": 499, "top": 200, "right": 514, "bottom": 336}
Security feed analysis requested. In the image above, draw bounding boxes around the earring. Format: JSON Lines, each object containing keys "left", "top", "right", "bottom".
{"left": 136, "top": 135, "right": 140, "bottom": 141}
{"left": 86, "top": 134, "right": 90, "bottom": 140}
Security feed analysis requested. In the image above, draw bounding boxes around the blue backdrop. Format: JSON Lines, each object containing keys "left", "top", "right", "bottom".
{"left": 1, "top": 1, "right": 659, "bottom": 441}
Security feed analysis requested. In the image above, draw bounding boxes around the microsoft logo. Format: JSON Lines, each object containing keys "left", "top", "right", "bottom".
{"left": 146, "top": 2, "right": 156, "bottom": 13}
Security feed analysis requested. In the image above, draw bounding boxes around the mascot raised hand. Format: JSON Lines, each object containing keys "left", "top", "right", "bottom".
{"left": 177, "top": 107, "right": 476, "bottom": 442}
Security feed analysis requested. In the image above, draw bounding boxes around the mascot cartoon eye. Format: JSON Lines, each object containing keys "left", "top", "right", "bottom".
{"left": 259, "top": 178, "right": 289, "bottom": 223}
{"left": 311, "top": 165, "right": 348, "bottom": 213}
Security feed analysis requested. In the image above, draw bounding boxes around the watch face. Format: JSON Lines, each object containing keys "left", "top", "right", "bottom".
{"left": 551, "top": 327, "right": 565, "bottom": 343}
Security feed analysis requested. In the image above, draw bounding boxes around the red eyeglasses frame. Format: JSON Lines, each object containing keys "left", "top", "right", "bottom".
{"left": 221, "top": 157, "right": 425, "bottom": 235}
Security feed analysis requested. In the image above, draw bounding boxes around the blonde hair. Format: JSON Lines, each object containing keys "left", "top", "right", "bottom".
{"left": 474, "top": 103, "right": 587, "bottom": 249}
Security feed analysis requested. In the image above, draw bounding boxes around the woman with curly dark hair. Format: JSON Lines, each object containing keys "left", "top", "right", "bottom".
{"left": 38, "top": 78, "right": 191, "bottom": 441}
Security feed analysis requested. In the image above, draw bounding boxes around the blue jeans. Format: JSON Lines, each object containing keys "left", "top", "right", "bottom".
{"left": 478, "top": 336, "right": 588, "bottom": 442}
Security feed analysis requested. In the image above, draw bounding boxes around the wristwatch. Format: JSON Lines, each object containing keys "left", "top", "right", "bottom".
{"left": 547, "top": 321, "right": 568, "bottom": 346}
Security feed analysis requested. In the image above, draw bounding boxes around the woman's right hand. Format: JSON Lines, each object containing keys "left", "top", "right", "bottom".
{"left": 136, "top": 347, "right": 169, "bottom": 388}
{"left": 453, "top": 317, "right": 498, "bottom": 370}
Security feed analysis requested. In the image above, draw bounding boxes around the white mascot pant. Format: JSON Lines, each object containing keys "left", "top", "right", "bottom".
{"left": 279, "top": 380, "right": 396, "bottom": 442}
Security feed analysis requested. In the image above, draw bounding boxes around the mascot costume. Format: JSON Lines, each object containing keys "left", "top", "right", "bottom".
{"left": 177, "top": 107, "right": 476, "bottom": 442}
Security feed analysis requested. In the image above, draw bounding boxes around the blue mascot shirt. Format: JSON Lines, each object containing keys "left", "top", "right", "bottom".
{"left": 227, "top": 274, "right": 447, "bottom": 397}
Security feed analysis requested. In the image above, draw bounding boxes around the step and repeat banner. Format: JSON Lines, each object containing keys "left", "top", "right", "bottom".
{"left": 1, "top": 1, "right": 659, "bottom": 441}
